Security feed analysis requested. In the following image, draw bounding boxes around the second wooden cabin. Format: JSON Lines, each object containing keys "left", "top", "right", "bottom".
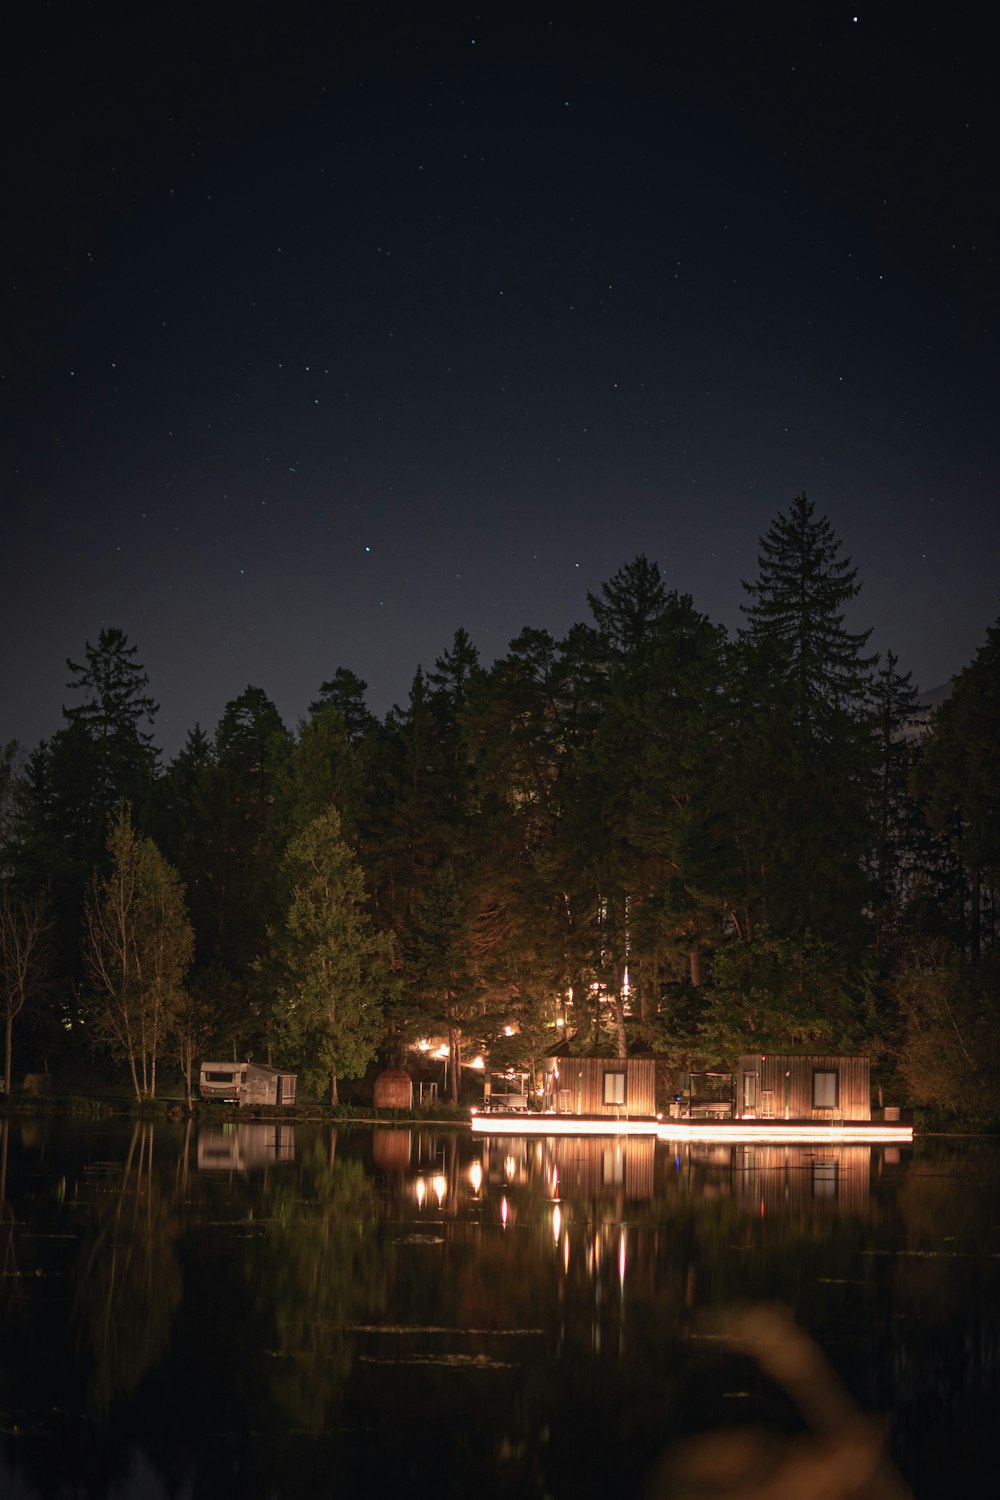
{"left": 734, "top": 1054, "right": 871, "bottom": 1122}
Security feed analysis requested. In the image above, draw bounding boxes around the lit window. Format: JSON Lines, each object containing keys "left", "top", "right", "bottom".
{"left": 604, "top": 1071, "right": 626, "bottom": 1106}
{"left": 813, "top": 1070, "right": 839, "bottom": 1108}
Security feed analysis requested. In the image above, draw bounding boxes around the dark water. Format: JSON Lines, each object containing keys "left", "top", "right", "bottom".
{"left": 0, "top": 1119, "right": 997, "bottom": 1499}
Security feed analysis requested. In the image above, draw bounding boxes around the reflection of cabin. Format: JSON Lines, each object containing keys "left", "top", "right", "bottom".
{"left": 734, "top": 1055, "right": 870, "bottom": 1122}
{"left": 199, "top": 1061, "right": 297, "bottom": 1107}
{"left": 197, "top": 1123, "right": 295, "bottom": 1171}
{"left": 542, "top": 1057, "right": 656, "bottom": 1118}
{"left": 543, "top": 1136, "right": 655, "bottom": 1200}
{"left": 733, "top": 1143, "right": 871, "bottom": 1217}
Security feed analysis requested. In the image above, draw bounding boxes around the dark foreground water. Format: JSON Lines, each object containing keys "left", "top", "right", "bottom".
{"left": 0, "top": 1119, "right": 997, "bottom": 1499}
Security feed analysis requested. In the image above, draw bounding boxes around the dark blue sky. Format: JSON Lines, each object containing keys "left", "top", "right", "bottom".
{"left": 4, "top": 2, "right": 997, "bottom": 756}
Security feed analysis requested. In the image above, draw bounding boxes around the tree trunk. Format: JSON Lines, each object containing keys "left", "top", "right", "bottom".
{"left": 689, "top": 946, "right": 703, "bottom": 987}
{"left": 3, "top": 1013, "right": 12, "bottom": 1095}
{"left": 330, "top": 1073, "right": 339, "bottom": 1106}
{"left": 449, "top": 1025, "right": 461, "bottom": 1104}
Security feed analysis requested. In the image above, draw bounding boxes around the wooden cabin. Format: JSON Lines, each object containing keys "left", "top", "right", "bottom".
{"left": 734, "top": 1054, "right": 870, "bottom": 1122}
{"left": 198, "top": 1060, "right": 297, "bottom": 1107}
{"left": 541, "top": 1057, "right": 657, "bottom": 1118}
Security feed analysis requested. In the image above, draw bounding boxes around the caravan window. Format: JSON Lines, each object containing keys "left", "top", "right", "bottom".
{"left": 204, "top": 1070, "right": 237, "bottom": 1084}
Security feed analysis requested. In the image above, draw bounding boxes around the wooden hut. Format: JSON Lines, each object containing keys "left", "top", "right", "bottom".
{"left": 373, "top": 1068, "right": 414, "bottom": 1110}
{"left": 541, "top": 1057, "right": 657, "bottom": 1119}
{"left": 734, "top": 1054, "right": 870, "bottom": 1122}
{"left": 198, "top": 1061, "right": 297, "bottom": 1107}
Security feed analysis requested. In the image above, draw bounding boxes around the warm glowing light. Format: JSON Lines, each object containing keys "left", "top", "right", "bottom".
{"left": 657, "top": 1122, "right": 913, "bottom": 1145}
{"left": 552, "top": 1203, "right": 562, "bottom": 1243}
{"left": 503, "top": 1024, "right": 515, "bottom": 1037}
{"left": 416, "top": 1038, "right": 431, "bottom": 1052}
{"left": 432, "top": 1173, "right": 446, "bottom": 1206}
{"left": 563, "top": 1230, "right": 570, "bottom": 1274}
{"left": 468, "top": 1161, "right": 483, "bottom": 1193}
{"left": 501, "top": 1196, "right": 509, "bottom": 1227}
{"left": 467, "top": 1055, "right": 485, "bottom": 1069}
{"left": 434, "top": 1044, "right": 449, "bottom": 1060}
{"left": 618, "top": 1228, "right": 627, "bottom": 1288}
{"left": 472, "top": 1115, "right": 659, "bottom": 1137}
{"left": 415, "top": 1175, "right": 426, "bottom": 1208}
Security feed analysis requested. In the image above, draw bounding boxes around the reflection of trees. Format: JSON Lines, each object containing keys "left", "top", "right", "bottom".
{"left": 251, "top": 1133, "right": 384, "bottom": 1433}
{"left": 72, "top": 1121, "right": 182, "bottom": 1413}
{"left": 0, "top": 1120, "right": 17, "bottom": 1316}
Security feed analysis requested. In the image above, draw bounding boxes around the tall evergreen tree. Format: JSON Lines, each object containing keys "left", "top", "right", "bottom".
{"left": 734, "top": 495, "right": 877, "bottom": 945}
{"left": 742, "top": 495, "right": 876, "bottom": 718}
{"left": 916, "top": 617, "right": 1000, "bottom": 960}
{"left": 308, "top": 667, "right": 377, "bottom": 746}
{"left": 63, "top": 626, "right": 159, "bottom": 812}
{"left": 587, "top": 554, "right": 670, "bottom": 659}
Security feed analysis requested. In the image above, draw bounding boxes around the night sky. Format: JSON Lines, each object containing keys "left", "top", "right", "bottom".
{"left": 4, "top": 1, "right": 998, "bottom": 758}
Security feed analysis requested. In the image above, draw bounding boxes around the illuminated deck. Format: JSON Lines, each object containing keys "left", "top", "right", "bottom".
{"left": 470, "top": 1111, "right": 661, "bottom": 1136}
{"left": 657, "top": 1119, "right": 913, "bottom": 1144}
{"left": 469, "top": 1112, "right": 913, "bottom": 1143}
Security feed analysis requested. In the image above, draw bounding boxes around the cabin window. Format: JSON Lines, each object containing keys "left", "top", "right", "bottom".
{"left": 603, "top": 1071, "right": 627, "bottom": 1106}
{"left": 812, "top": 1069, "right": 839, "bottom": 1108}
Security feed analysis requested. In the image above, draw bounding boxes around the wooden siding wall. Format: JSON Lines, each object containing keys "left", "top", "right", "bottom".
{"left": 735, "top": 1055, "right": 871, "bottom": 1121}
{"left": 543, "top": 1057, "right": 657, "bottom": 1117}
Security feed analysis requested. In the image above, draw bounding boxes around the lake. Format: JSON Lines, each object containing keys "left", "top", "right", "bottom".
{"left": 1, "top": 1118, "right": 997, "bottom": 1498}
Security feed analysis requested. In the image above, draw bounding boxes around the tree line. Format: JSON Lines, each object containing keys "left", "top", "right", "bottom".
{"left": 2, "top": 494, "right": 999, "bottom": 1117}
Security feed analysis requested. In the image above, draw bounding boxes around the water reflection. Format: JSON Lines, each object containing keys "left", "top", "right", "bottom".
{"left": 196, "top": 1121, "right": 296, "bottom": 1172}
{"left": 0, "top": 1123, "right": 996, "bottom": 1498}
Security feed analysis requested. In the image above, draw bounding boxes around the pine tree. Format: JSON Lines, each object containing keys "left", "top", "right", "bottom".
{"left": 308, "top": 667, "right": 377, "bottom": 745}
{"left": 742, "top": 495, "right": 876, "bottom": 719}
{"left": 63, "top": 626, "right": 159, "bottom": 811}
{"left": 587, "top": 554, "right": 670, "bottom": 659}
{"left": 735, "top": 495, "right": 877, "bottom": 945}
{"left": 916, "top": 617, "right": 1000, "bottom": 960}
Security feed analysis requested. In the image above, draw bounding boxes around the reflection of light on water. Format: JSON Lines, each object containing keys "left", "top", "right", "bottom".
{"left": 552, "top": 1203, "right": 562, "bottom": 1244}
{"left": 618, "top": 1228, "right": 626, "bottom": 1290}
{"left": 563, "top": 1229, "right": 570, "bottom": 1274}
{"left": 501, "top": 1196, "right": 509, "bottom": 1228}
{"left": 505, "top": 1155, "right": 517, "bottom": 1181}
{"left": 415, "top": 1176, "right": 426, "bottom": 1209}
{"left": 432, "top": 1173, "right": 446, "bottom": 1207}
{"left": 468, "top": 1160, "right": 483, "bottom": 1194}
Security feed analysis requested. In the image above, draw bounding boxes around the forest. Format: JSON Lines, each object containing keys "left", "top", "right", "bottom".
{"left": 2, "top": 495, "right": 999, "bottom": 1119}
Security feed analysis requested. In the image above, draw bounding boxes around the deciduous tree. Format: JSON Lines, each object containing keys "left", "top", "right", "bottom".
{"left": 83, "top": 810, "right": 194, "bottom": 1099}
{"left": 272, "top": 809, "right": 395, "bottom": 1104}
